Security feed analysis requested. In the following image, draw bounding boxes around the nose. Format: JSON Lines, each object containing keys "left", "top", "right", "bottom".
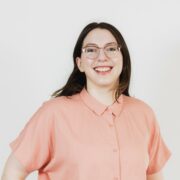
{"left": 97, "top": 48, "right": 107, "bottom": 61}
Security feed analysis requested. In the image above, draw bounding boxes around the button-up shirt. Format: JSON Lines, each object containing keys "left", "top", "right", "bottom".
{"left": 10, "top": 87, "right": 171, "bottom": 180}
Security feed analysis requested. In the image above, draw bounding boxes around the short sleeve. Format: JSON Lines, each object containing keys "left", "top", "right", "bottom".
{"left": 10, "top": 102, "right": 54, "bottom": 173}
{"left": 146, "top": 111, "right": 171, "bottom": 175}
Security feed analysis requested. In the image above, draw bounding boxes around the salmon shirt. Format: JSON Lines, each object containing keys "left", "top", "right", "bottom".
{"left": 10, "top": 87, "right": 171, "bottom": 180}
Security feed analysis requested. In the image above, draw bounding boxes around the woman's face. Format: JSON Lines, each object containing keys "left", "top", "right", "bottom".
{"left": 76, "top": 28, "right": 123, "bottom": 90}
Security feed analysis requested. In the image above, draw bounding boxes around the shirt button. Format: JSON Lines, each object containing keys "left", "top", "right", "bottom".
{"left": 113, "top": 177, "right": 119, "bottom": 180}
{"left": 113, "top": 148, "right": 118, "bottom": 152}
{"left": 108, "top": 124, "right": 114, "bottom": 127}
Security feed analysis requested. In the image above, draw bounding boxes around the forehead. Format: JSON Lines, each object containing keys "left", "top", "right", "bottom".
{"left": 83, "top": 28, "right": 117, "bottom": 47}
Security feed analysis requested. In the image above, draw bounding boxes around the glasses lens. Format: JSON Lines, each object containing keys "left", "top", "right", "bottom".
{"left": 105, "top": 45, "right": 120, "bottom": 58}
{"left": 84, "top": 46, "right": 98, "bottom": 59}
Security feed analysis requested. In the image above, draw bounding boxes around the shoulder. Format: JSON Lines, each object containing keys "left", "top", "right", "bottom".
{"left": 122, "top": 95, "right": 157, "bottom": 125}
{"left": 123, "top": 95, "right": 154, "bottom": 113}
{"left": 40, "top": 93, "right": 81, "bottom": 114}
{"left": 23, "top": 94, "right": 80, "bottom": 130}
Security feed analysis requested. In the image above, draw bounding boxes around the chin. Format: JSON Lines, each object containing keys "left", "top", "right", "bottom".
{"left": 95, "top": 81, "right": 117, "bottom": 87}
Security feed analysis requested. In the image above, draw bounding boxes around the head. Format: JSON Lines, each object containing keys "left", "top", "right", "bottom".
{"left": 52, "top": 22, "right": 131, "bottom": 100}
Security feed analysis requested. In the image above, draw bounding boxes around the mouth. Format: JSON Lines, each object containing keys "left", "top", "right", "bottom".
{"left": 93, "top": 66, "right": 113, "bottom": 75}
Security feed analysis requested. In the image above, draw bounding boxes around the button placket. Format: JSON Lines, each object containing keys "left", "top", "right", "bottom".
{"left": 105, "top": 108, "right": 121, "bottom": 180}
{"left": 112, "top": 117, "right": 122, "bottom": 180}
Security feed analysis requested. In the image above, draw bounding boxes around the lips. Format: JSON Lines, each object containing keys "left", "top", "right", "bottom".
{"left": 93, "top": 66, "right": 113, "bottom": 73}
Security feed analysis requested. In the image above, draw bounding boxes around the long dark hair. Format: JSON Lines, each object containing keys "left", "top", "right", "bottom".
{"left": 51, "top": 22, "right": 131, "bottom": 100}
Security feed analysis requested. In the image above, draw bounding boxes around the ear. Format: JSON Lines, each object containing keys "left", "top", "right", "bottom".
{"left": 76, "top": 57, "right": 84, "bottom": 72}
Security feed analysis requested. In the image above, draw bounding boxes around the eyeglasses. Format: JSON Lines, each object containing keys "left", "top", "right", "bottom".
{"left": 81, "top": 43, "right": 121, "bottom": 59}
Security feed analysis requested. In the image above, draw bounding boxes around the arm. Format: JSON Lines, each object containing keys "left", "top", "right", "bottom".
{"left": 147, "top": 171, "right": 164, "bottom": 180}
{"left": 1, "top": 153, "right": 30, "bottom": 180}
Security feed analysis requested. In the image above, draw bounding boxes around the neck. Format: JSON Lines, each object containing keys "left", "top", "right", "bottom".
{"left": 86, "top": 84, "right": 117, "bottom": 106}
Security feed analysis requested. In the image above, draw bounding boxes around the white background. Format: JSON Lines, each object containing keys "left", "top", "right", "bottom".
{"left": 0, "top": 0, "right": 179, "bottom": 179}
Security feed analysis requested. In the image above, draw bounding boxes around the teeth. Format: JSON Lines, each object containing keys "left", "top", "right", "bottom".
{"left": 94, "top": 67, "right": 112, "bottom": 72}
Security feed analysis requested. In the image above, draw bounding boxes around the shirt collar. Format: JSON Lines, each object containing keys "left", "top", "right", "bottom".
{"left": 79, "top": 87, "right": 124, "bottom": 117}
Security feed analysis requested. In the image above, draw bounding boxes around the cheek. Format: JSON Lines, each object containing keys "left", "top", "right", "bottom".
{"left": 111, "top": 61, "right": 123, "bottom": 78}
{"left": 81, "top": 59, "right": 94, "bottom": 70}
{"left": 114, "top": 57, "right": 123, "bottom": 71}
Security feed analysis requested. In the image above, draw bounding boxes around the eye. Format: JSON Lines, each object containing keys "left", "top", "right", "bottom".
{"left": 85, "top": 47, "right": 98, "bottom": 53}
{"left": 106, "top": 46, "right": 118, "bottom": 52}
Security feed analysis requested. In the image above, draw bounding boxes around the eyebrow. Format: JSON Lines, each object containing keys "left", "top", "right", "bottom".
{"left": 83, "top": 42, "right": 117, "bottom": 47}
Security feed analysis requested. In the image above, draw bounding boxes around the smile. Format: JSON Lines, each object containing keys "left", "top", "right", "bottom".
{"left": 93, "top": 66, "right": 113, "bottom": 75}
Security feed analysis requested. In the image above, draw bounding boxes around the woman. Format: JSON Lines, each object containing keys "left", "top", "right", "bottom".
{"left": 2, "top": 22, "right": 171, "bottom": 180}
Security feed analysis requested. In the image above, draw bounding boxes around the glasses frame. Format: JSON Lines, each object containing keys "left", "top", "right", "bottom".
{"left": 81, "top": 43, "right": 121, "bottom": 59}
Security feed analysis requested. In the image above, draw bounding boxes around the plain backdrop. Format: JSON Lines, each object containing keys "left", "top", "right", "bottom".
{"left": 0, "top": 0, "right": 179, "bottom": 179}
